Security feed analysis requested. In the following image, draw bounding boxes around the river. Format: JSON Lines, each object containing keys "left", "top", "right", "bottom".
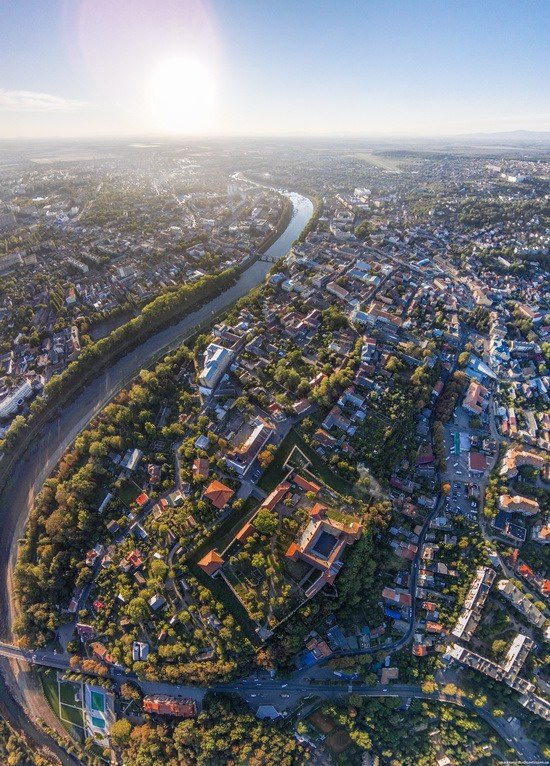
{"left": 0, "top": 186, "right": 312, "bottom": 760}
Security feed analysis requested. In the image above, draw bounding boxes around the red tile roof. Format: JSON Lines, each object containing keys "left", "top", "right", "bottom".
{"left": 204, "top": 480, "right": 234, "bottom": 510}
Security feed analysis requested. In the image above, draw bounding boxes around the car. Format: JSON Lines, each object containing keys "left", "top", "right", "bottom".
{"left": 281, "top": 683, "right": 288, "bottom": 688}
{"left": 281, "top": 693, "right": 290, "bottom": 698}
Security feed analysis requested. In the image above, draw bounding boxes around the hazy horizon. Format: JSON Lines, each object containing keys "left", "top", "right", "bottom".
{"left": 1, "top": 0, "right": 549, "bottom": 140}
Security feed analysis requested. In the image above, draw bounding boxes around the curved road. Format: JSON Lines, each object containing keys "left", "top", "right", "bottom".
{"left": 0, "top": 642, "right": 539, "bottom": 763}
{"left": 0, "top": 192, "right": 542, "bottom": 765}
{"left": 0, "top": 189, "right": 313, "bottom": 761}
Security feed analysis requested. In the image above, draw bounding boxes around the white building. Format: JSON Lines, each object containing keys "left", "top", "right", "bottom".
{"left": 199, "top": 343, "right": 234, "bottom": 396}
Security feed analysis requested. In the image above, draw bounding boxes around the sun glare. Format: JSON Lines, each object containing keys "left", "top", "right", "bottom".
{"left": 149, "top": 57, "right": 216, "bottom": 133}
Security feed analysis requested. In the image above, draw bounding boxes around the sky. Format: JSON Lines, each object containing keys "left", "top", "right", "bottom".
{"left": 0, "top": 0, "right": 549, "bottom": 139}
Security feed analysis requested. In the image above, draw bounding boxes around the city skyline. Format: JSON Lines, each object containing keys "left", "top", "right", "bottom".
{"left": 1, "top": 0, "right": 549, "bottom": 139}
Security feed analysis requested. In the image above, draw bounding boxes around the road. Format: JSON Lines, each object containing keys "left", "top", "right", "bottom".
{"left": 0, "top": 189, "right": 313, "bottom": 762}
{"left": 0, "top": 641, "right": 539, "bottom": 763}
{"left": 0, "top": 203, "right": 543, "bottom": 764}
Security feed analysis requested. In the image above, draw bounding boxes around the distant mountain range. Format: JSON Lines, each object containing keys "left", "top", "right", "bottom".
{"left": 457, "top": 130, "right": 550, "bottom": 143}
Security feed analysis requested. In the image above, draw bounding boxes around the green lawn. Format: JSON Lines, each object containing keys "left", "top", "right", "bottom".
{"left": 118, "top": 479, "right": 141, "bottom": 507}
{"left": 60, "top": 702, "right": 85, "bottom": 729}
{"left": 259, "top": 428, "right": 355, "bottom": 496}
{"left": 59, "top": 680, "right": 80, "bottom": 707}
{"left": 37, "top": 668, "right": 85, "bottom": 733}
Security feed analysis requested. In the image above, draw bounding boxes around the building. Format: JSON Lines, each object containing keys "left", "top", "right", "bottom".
{"left": 143, "top": 695, "right": 196, "bottom": 718}
{"left": 500, "top": 446, "right": 546, "bottom": 479}
{"left": 199, "top": 343, "right": 233, "bottom": 395}
{"left": 224, "top": 416, "right": 274, "bottom": 476}
{"left": 192, "top": 458, "right": 210, "bottom": 479}
{"left": 286, "top": 505, "right": 362, "bottom": 599}
{"left": 468, "top": 452, "right": 488, "bottom": 474}
{"left": 121, "top": 448, "right": 142, "bottom": 472}
{"left": 463, "top": 381, "right": 490, "bottom": 415}
{"left": 498, "top": 494, "right": 540, "bottom": 516}
{"left": 493, "top": 511, "right": 527, "bottom": 543}
{"left": 198, "top": 549, "right": 224, "bottom": 576}
{"left": 0, "top": 380, "right": 33, "bottom": 420}
{"left": 496, "top": 580, "right": 546, "bottom": 630}
{"left": 203, "top": 480, "right": 234, "bottom": 510}
{"left": 451, "top": 567, "right": 496, "bottom": 641}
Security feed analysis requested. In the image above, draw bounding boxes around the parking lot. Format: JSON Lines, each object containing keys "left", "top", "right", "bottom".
{"left": 443, "top": 408, "right": 485, "bottom": 522}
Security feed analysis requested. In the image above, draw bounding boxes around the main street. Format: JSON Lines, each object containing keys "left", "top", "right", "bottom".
{"left": 0, "top": 641, "right": 540, "bottom": 764}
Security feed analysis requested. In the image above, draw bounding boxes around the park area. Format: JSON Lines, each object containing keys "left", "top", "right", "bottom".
{"left": 221, "top": 519, "right": 306, "bottom": 629}
{"left": 259, "top": 428, "right": 354, "bottom": 496}
{"left": 39, "top": 668, "right": 85, "bottom": 735}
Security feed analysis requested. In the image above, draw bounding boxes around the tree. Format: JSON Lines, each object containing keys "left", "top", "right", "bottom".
{"left": 421, "top": 678, "right": 437, "bottom": 694}
{"left": 111, "top": 718, "right": 133, "bottom": 746}
{"left": 126, "top": 597, "right": 149, "bottom": 622}
{"left": 258, "top": 449, "right": 275, "bottom": 469}
{"left": 491, "top": 639, "right": 508, "bottom": 658}
{"left": 254, "top": 509, "right": 278, "bottom": 535}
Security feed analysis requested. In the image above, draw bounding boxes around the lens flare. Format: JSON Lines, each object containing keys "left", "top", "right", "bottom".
{"left": 149, "top": 56, "right": 216, "bottom": 133}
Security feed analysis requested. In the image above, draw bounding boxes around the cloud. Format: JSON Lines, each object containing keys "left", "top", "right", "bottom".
{"left": 0, "top": 89, "right": 89, "bottom": 113}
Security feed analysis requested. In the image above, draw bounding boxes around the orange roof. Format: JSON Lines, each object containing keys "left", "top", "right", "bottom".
{"left": 518, "top": 563, "right": 535, "bottom": 577}
{"left": 261, "top": 482, "right": 290, "bottom": 511}
{"left": 235, "top": 522, "right": 256, "bottom": 543}
{"left": 413, "top": 644, "right": 428, "bottom": 657}
{"left": 136, "top": 493, "right": 149, "bottom": 507}
{"left": 286, "top": 542, "right": 299, "bottom": 558}
{"left": 143, "top": 696, "right": 196, "bottom": 718}
{"left": 198, "top": 549, "right": 224, "bottom": 576}
{"left": 293, "top": 474, "right": 321, "bottom": 494}
{"left": 310, "top": 503, "right": 327, "bottom": 518}
{"left": 204, "top": 480, "right": 234, "bottom": 510}
{"left": 542, "top": 580, "right": 550, "bottom": 595}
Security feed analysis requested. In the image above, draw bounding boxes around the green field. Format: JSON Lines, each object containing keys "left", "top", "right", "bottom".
{"left": 38, "top": 668, "right": 85, "bottom": 732}
{"left": 118, "top": 479, "right": 141, "bottom": 507}
{"left": 60, "top": 702, "right": 85, "bottom": 728}
{"left": 259, "top": 428, "right": 355, "bottom": 496}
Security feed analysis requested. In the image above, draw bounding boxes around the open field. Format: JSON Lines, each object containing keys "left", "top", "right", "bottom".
{"left": 352, "top": 152, "right": 403, "bottom": 173}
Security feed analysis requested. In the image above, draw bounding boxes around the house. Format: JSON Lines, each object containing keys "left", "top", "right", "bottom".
{"left": 203, "top": 480, "right": 234, "bottom": 510}
{"left": 380, "top": 667, "right": 399, "bottom": 684}
{"left": 143, "top": 695, "right": 196, "bottom": 718}
{"left": 192, "top": 458, "right": 210, "bottom": 480}
{"left": 235, "top": 522, "right": 256, "bottom": 544}
{"left": 147, "top": 464, "right": 161, "bottom": 484}
{"left": 148, "top": 594, "right": 166, "bottom": 611}
{"left": 90, "top": 642, "right": 114, "bottom": 664}
{"left": 197, "top": 549, "right": 224, "bottom": 576}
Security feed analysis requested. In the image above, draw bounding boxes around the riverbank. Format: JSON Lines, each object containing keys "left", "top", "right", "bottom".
{"left": 0, "top": 186, "right": 313, "bottom": 761}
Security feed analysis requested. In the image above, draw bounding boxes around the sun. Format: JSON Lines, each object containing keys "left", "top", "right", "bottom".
{"left": 148, "top": 56, "right": 216, "bottom": 133}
